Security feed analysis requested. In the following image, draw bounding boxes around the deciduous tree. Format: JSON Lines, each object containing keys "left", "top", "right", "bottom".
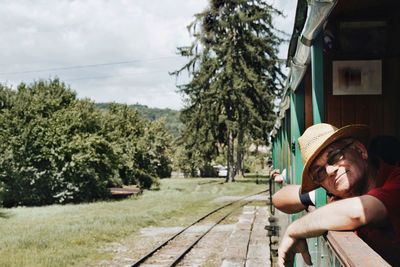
{"left": 0, "top": 79, "right": 173, "bottom": 206}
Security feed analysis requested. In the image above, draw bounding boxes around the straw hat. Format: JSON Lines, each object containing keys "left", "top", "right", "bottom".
{"left": 299, "top": 123, "right": 370, "bottom": 193}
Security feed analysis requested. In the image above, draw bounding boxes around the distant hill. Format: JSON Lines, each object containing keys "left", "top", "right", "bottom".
{"left": 96, "top": 103, "right": 182, "bottom": 137}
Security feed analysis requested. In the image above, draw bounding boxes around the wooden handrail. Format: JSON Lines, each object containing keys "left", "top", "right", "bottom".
{"left": 325, "top": 231, "right": 391, "bottom": 267}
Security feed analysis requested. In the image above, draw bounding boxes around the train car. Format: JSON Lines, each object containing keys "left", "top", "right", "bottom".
{"left": 270, "top": 0, "right": 400, "bottom": 266}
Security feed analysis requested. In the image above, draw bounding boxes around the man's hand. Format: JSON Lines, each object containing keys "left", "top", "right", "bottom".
{"left": 277, "top": 229, "right": 312, "bottom": 267}
{"left": 276, "top": 195, "right": 387, "bottom": 266}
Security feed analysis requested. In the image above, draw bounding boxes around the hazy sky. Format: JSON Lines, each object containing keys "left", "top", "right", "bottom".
{"left": 0, "top": 0, "right": 296, "bottom": 110}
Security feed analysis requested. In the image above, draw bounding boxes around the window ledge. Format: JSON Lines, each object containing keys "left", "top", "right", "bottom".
{"left": 325, "top": 231, "right": 391, "bottom": 267}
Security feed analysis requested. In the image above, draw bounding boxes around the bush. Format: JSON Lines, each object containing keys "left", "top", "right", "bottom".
{"left": 0, "top": 79, "right": 173, "bottom": 206}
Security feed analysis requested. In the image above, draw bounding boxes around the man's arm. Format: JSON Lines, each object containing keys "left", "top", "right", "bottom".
{"left": 272, "top": 185, "right": 306, "bottom": 214}
{"left": 278, "top": 195, "right": 387, "bottom": 266}
{"left": 272, "top": 185, "right": 315, "bottom": 214}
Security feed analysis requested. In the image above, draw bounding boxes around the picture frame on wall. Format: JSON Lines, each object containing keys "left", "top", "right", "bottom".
{"left": 332, "top": 60, "right": 382, "bottom": 95}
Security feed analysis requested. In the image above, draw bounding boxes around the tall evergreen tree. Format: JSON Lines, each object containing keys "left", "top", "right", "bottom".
{"left": 173, "top": 0, "right": 285, "bottom": 181}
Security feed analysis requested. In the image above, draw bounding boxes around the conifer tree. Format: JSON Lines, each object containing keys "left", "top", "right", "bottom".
{"left": 174, "top": 0, "right": 285, "bottom": 181}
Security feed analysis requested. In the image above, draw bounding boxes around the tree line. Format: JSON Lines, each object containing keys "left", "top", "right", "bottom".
{"left": 0, "top": 79, "right": 172, "bottom": 207}
{"left": 96, "top": 103, "right": 182, "bottom": 137}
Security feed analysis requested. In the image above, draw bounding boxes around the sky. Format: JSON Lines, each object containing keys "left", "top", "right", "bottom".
{"left": 0, "top": 0, "right": 296, "bottom": 110}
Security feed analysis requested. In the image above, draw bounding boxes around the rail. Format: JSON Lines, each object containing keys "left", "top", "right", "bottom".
{"left": 131, "top": 190, "right": 267, "bottom": 267}
{"left": 267, "top": 179, "right": 392, "bottom": 266}
{"left": 324, "top": 231, "right": 391, "bottom": 267}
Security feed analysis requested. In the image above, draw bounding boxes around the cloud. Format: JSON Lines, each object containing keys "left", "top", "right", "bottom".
{"left": 0, "top": 0, "right": 295, "bottom": 109}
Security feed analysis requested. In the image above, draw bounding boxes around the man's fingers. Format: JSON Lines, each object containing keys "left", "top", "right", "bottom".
{"left": 297, "top": 239, "right": 313, "bottom": 266}
{"left": 300, "top": 250, "right": 313, "bottom": 266}
{"left": 278, "top": 233, "right": 311, "bottom": 266}
{"left": 278, "top": 251, "right": 310, "bottom": 267}
{"left": 277, "top": 254, "right": 293, "bottom": 267}
{"left": 286, "top": 251, "right": 295, "bottom": 267}
{"left": 277, "top": 253, "right": 286, "bottom": 267}
{"left": 277, "top": 234, "right": 296, "bottom": 267}
{"left": 278, "top": 248, "right": 287, "bottom": 267}
{"left": 278, "top": 249, "right": 295, "bottom": 267}
{"left": 277, "top": 257, "right": 284, "bottom": 267}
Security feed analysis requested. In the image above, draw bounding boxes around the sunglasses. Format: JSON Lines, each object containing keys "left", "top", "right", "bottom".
{"left": 311, "top": 141, "right": 354, "bottom": 184}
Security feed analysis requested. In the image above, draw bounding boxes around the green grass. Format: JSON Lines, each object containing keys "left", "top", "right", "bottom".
{"left": 0, "top": 178, "right": 266, "bottom": 267}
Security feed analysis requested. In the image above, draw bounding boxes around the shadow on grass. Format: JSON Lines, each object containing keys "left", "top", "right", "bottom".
{"left": 0, "top": 210, "right": 13, "bottom": 219}
{"left": 244, "top": 174, "right": 269, "bottom": 179}
{"left": 234, "top": 178, "right": 269, "bottom": 184}
{"left": 197, "top": 180, "right": 224, "bottom": 185}
{"left": 149, "top": 187, "right": 161, "bottom": 191}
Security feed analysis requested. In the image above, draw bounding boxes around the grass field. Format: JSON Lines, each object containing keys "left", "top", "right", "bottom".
{"left": 0, "top": 177, "right": 267, "bottom": 267}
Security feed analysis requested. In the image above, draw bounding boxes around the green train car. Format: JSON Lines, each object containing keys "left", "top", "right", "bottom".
{"left": 270, "top": 0, "right": 400, "bottom": 266}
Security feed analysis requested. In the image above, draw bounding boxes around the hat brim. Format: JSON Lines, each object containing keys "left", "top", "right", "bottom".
{"left": 301, "top": 124, "right": 370, "bottom": 194}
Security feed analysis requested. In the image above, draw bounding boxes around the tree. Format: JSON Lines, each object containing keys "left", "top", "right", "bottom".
{"left": 101, "top": 103, "right": 156, "bottom": 189}
{"left": 173, "top": 0, "right": 285, "bottom": 181}
{"left": 0, "top": 80, "right": 118, "bottom": 206}
{"left": 0, "top": 80, "right": 173, "bottom": 207}
{"left": 96, "top": 103, "right": 182, "bottom": 138}
{"left": 145, "top": 118, "right": 173, "bottom": 178}
{"left": 101, "top": 104, "right": 173, "bottom": 188}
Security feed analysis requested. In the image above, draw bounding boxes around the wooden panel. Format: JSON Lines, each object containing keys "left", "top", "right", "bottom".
{"left": 326, "top": 95, "right": 341, "bottom": 127}
{"left": 332, "top": 0, "right": 400, "bottom": 22}
{"left": 323, "top": 57, "right": 398, "bottom": 136}
{"left": 355, "top": 96, "right": 370, "bottom": 125}
{"left": 326, "top": 231, "right": 391, "bottom": 267}
{"left": 304, "top": 70, "right": 313, "bottom": 128}
{"left": 368, "top": 95, "right": 383, "bottom": 138}
{"left": 382, "top": 58, "right": 400, "bottom": 137}
{"left": 323, "top": 1, "right": 400, "bottom": 137}
{"left": 325, "top": 56, "right": 342, "bottom": 127}
{"left": 340, "top": 96, "right": 356, "bottom": 127}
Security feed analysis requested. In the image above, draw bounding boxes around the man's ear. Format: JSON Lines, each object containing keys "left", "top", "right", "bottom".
{"left": 354, "top": 141, "right": 368, "bottom": 160}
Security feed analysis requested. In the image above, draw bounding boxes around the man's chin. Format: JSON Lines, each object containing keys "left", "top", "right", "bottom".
{"left": 334, "top": 183, "right": 352, "bottom": 197}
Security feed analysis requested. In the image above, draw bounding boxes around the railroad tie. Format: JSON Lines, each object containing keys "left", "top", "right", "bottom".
{"left": 221, "top": 206, "right": 270, "bottom": 267}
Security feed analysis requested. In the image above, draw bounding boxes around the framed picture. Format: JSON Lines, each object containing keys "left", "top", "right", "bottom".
{"left": 332, "top": 60, "right": 382, "bottom": 95}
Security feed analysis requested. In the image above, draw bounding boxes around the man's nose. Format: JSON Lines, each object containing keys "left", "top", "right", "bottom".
{"left": 326, "top": 165, "right": 338, "bottom": 176}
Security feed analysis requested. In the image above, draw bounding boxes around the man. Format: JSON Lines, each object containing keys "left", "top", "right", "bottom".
{"left": 277, "top": 123, "right": 400, "bottom": 266}
{"left": 272, "top": 135, "right": 400, "bottom": 214}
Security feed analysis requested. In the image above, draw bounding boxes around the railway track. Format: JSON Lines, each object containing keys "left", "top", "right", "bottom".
{"left": 131, "top": 190, "right": 268, "bottom": 267}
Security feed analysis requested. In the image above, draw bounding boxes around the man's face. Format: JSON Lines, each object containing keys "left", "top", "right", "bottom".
{"left": 309, "top": 139, "right": 368, "bottom": 198}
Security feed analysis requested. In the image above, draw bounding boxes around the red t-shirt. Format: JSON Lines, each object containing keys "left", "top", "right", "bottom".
{"left": 358, "top": 164, "right": 400, "bottom": 265}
